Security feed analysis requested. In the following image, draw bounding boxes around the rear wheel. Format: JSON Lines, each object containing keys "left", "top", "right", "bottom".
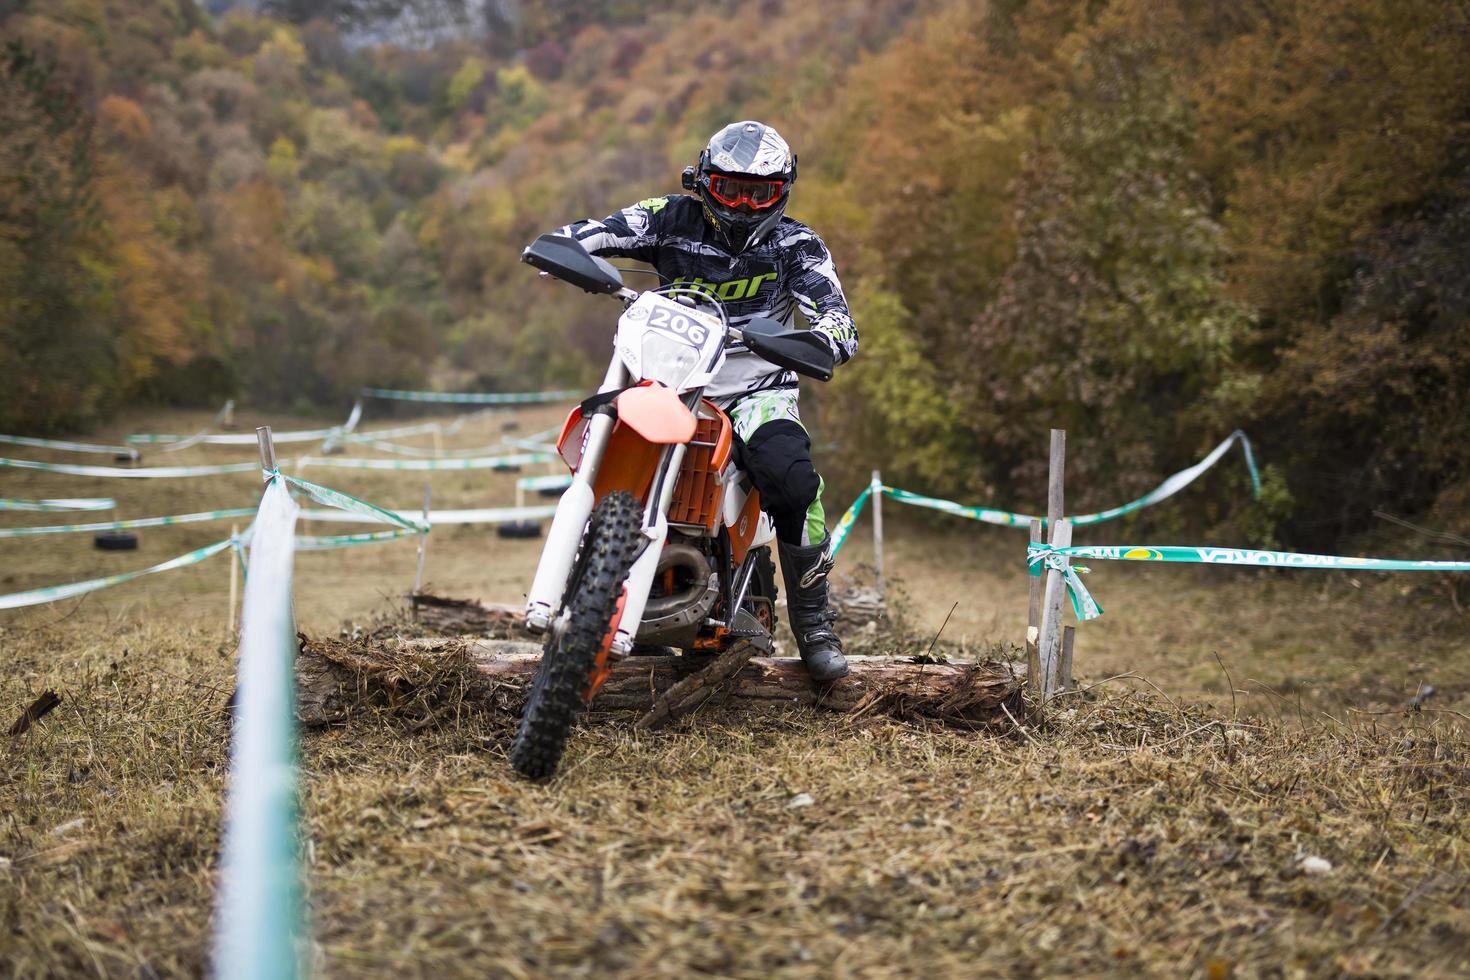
{"left": 743, "top": 546, "right": 779, "bottom": 634}
{"left": 510, "top": 491, "right": 643, "bottom": 780}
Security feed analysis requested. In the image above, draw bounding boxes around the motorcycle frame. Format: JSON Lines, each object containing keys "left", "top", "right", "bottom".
{"left": 525, "top": 298, "right": 773, "bottom": 657}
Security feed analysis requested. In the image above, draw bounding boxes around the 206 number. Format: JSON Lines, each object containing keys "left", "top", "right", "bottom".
{"left": 647, "top": 304, "right": 707, "bottom": 345}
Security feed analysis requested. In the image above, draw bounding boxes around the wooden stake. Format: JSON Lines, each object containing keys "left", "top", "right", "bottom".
{"left": 1034, "top": 428, "right": 1068, "bottom": 701}
{"left": 255, "top": 426, "right": 277, "bottom": 481}
{"left": 870, "top": 470, "right": 885, "bottom": 599}
{"left": 432, "top": 426, "right": 443, "bottom": 458}
{"left": 1061, "top": 625, "right": 1076, "bottom": 692}
{"left": 1026, "top": 518, "right": 1043, "bottom": 694}
{"left": 1048, "top": 428, "right": 1065, "bottom": 530}
{"left": 413, "top": 484, "right": 431, "bottom": 600}
{"left": 1037, "top": 518, "right": 1072, "bottom": 700}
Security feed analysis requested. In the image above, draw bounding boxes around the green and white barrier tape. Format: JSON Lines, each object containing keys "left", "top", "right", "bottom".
{"left": 342, "top": 439, "right": 518, "bottom": 459}
{"left": 294, "top": 451, "right": 550, "bottom": 473}
{"left": 880, "top": 431, "right": 1260, "bottom": 531}
{"left": 213, "top": 476, "right": 303, "bottom": 979}
{"left": 0, "top": 433, "right": 138, "bottom": 459}
{"left": 126, "top": 400, "right": 233, "bottom": 446}
{"left": 293, "top": 527, "right": 419, "bottom": 551}
{"left": 516, "top": 473, "right": 572, "bottom": 493}
{"left": 153, "top": 400, "right": 238, "bottom": 453}
{"left": 1068, "top": 431, "right": 1259, "bottom": 527}
{"left": 1032, "top": 542, "right": 1470, "bottom": 573}
{"left": 503, "top": 433, "right": 563, "bottom": 455}
{"left": 829, "top": 431, "right": 1262, "bottom": 556}
{"left": 0, "top": 538, "right": 235, "bottom": 610}
{"left": 1026, "top": 541, "right": 1470, "bottom": 625}
{"left": 878, "top": 486, "right": 1036, "bottom": 529}
{"left": 132, "top": 401, "right": 362, "bottom": 448}
{"left": 325, "top": 412, "right": 488, "bottom": 454}
{"left": 282, "top": 473, "right": 430, "bottom": 533}
{"left": 0, "top": 497, "right": 116, "bottom": 512}
{"left": 829, "top": 485, "right": 874, "bottom": 555}
{"left": 361, "top": 387, "right": 579, "bottom": 405}
{"left": 299, "top": 505, "right": 557, "bottom": 525}
{"left": 1025, "top": 546, "right": 1106, "bottom": 622}
{"left": 0, "top": 507, "right": 258, "bottom": 538}
{"left": 0, "top": 456, "right": 258, "bottom": 479}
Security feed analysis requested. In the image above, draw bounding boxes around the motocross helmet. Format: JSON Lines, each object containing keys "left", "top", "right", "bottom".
{"left": 682, "top": 120, "right": 797, "bottom": 254}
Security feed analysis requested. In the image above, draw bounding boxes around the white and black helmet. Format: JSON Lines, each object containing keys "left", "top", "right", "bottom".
{"left": 682, "top": 120, "right": 797, "bottom": 253}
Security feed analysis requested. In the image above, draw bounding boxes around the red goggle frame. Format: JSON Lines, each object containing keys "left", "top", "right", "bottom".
{"left": 706, "top": 173, "right": 786, "bottom": 209}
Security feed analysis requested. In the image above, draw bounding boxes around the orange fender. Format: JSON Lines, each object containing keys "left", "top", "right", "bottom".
{"left": 614, "top": 383, "right": 696, "bottom": 444}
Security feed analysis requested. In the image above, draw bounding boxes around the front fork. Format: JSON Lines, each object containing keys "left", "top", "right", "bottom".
{"left": 524, "top": 365, "right": 690, "bottom": 659}
{"left": 610, "top": 442, "right": 686, "bottom": 655}
{"left": 524, "top": 361, "right": 625, "bottom": 633}
{"left": 524, "top": 435, "right": 687, "bottom": 657}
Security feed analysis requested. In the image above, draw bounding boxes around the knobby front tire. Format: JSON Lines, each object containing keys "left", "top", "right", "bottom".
{"left": 509, "top": 491, "right": 643, "bottom": 781}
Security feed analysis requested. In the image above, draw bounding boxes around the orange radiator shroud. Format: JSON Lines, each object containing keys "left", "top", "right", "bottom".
{"left": 667, "top": 402, "right": 734, "bottom": 530}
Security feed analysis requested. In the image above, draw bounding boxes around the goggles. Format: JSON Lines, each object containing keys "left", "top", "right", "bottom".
{"left": 705, "top": 172, "right": 786, "bottom": 209}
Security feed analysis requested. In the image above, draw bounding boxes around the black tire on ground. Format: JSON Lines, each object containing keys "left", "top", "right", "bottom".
{"left": 496, "top": 520, "right": 542, "bottom": 539}
{"left": 510, "top": 491, "right": 643, "bottom": 781}
{"left": 492, "top": 463, "right": 523, "bottom": 473}
{"left": 94, "top": 531, "right": 139, "bottom": 551}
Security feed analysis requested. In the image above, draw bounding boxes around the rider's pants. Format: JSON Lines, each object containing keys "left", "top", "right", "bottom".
{"left": 720, "top": 388, "right": 826, "bottom": 547}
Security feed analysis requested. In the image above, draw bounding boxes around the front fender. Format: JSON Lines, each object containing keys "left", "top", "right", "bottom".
{"left": 614, "top": 383, "right": 696, "bottom": 444}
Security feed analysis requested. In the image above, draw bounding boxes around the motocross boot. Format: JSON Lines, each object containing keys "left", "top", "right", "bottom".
{"left": 777, "top": 533, "right": 849, "bottom": 682}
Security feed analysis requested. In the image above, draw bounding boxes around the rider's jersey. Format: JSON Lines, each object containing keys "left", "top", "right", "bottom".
{"left": 558, "top": 194, "right": 857, "bottom": 401}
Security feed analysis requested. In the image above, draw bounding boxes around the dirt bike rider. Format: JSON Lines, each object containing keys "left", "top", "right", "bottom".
{"left": 547, "top": 120, "right": 857, "bottom": 682}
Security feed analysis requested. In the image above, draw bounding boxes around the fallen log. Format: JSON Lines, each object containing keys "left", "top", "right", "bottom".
{"left": 295, "top": 635, "right": 1022, "bottom": 729}
{"left": 409, "top": 594, "right": 525, "bottom": 637}
{"left": 409, "top": 585, "right": 888, "bottom": 638}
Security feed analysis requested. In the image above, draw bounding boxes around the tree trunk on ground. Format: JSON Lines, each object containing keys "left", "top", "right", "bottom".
{"left": 409, "top": 594, "right": 525, "bottom": 637}
{"left": 295, "top": 635, "right": 1023, "bottom": 729}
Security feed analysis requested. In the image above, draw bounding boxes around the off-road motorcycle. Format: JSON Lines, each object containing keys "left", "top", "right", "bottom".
{"left": 510, "top": 233, "right": 834, "bottom": 780}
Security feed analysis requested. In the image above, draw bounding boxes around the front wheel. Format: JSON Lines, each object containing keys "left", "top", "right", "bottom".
{"left": 510, "top": 491, "right": 643, "bottom": 780}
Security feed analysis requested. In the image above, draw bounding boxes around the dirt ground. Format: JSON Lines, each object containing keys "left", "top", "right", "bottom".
{"left": 3, "top": 405, "right": 1468, "bottom": 976}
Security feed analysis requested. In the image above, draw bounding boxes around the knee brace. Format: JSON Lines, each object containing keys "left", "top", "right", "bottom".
{"left": 740, "top": 420, "right": 821, "bottom": 544}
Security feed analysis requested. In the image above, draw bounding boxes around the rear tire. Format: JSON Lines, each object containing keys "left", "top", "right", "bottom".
{"left": 744, "top": 545, "right": 779, "bottom": 633}
{"left": 510, "top": 491, "right": 643, "bottom": 780}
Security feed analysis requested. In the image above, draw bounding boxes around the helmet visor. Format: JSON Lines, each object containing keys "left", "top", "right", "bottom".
{"left": 706, "top": 173, "right": 786, "bottom": 210}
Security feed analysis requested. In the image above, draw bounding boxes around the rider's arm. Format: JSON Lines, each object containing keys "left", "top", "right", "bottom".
{"left": 786, "top": 233, "right": 858, "bottom": 366}
{"left": 557, "top": 197, "right": 668, "bottom": 262}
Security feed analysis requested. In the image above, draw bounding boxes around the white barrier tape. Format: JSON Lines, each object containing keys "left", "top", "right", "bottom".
{"left": 341, "top": 439, "right": 519, "bottom": 459}
{"left": 515, "top": 474, "right": 572, "bottom": 492}
{"left": 293, "top": 452, "right": 550, "bottom": 472}
{"left": 0, "top": 507, "right": 258, "bottom": 538}
{"left": 293, "top": 528, "right": 419, "bottom": 550}
{"left": 213, "top": 477, "right": 303, "bottom": 978}
{"left": 361, "top": 387, "right": 578, "bottom": 404}
{"left": 298, "top": 505, "right": 557, "bottom": 525}
{"left": 133, "top": 400, "right": 362, "bottom": 447}
{"left": 155, "top": 399, "right": 237, "bottom": 453}
{"left": 281, "top": 473, "right": 429, "bottom": 533}
{"left": 0, "top": 497, "right": 116, "bottom": 512}
{"left": 0, "top": 457, "right": 258, "bottom": 478}
{"left": 0, "top": 539, "right": 233, "bottom": 610}
{"left": 0, "top": 434, "right": 138, "bottom": 459}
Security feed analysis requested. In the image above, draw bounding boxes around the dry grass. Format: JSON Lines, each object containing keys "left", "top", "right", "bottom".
{"left": 3, "top": 616, "right": 1468, "bottom": 977}
{"left": 3, "top": 405, "right": 1470, "bottom": 976}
